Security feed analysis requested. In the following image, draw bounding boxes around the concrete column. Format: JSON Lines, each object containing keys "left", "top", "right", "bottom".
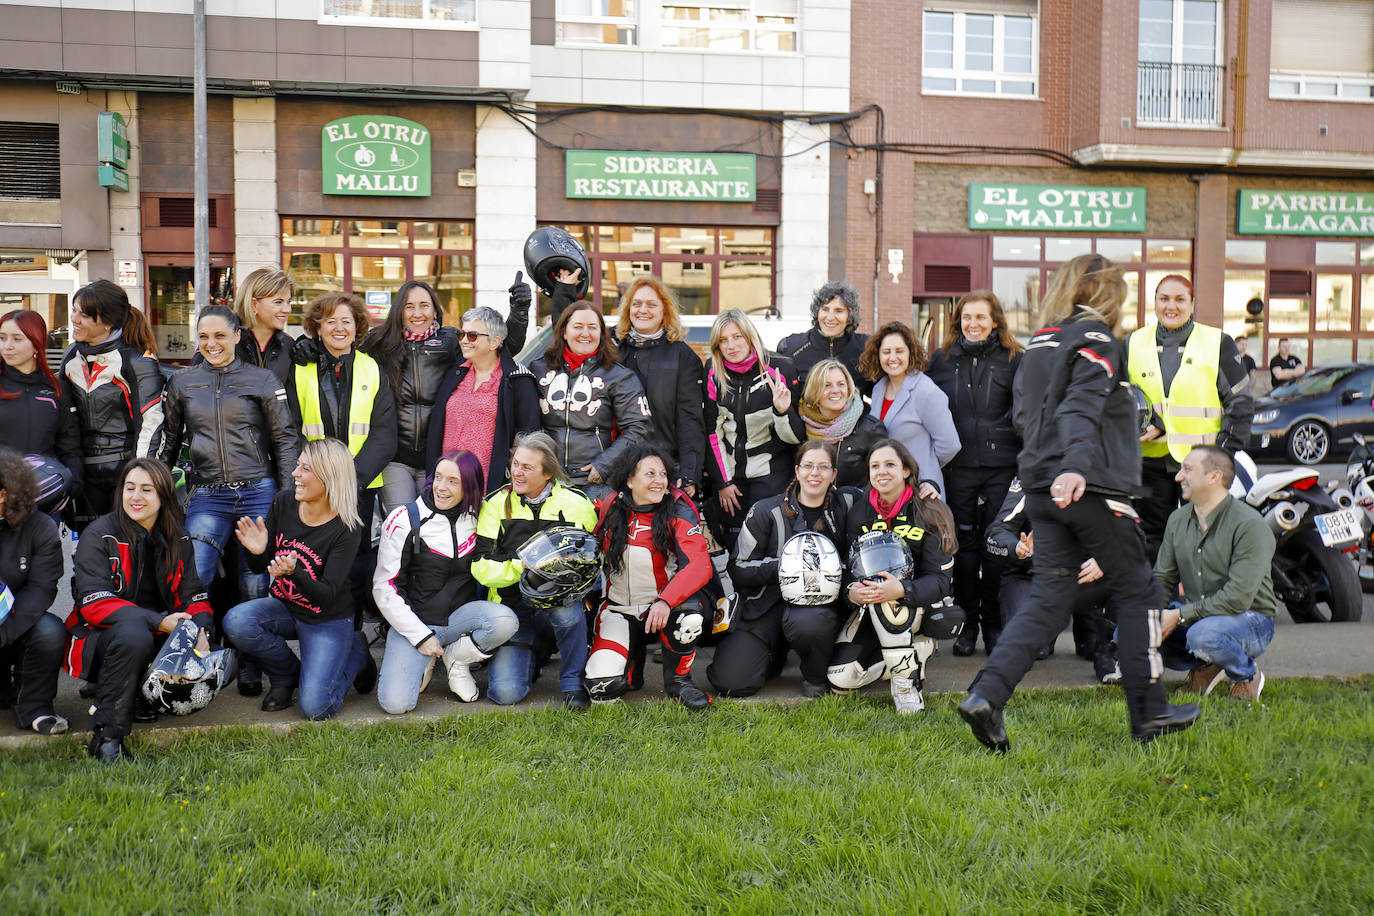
{"left": 777, "top": 119, "right": 831, "bottom": 317}
{"left": 1192, "top": 172, "right": 1228, "bottom": 328}
{"left": 106, "top": 89, "right": 144, "bottom": 309}
{"left": 233, "top": 97, "right": 280, "bottom": 275}
{"left": 474, "top": 104, "right": 537, "bottom": 315}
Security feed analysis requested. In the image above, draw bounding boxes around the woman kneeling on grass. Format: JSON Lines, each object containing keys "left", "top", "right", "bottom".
{"left": 224, "top": 439, "right": 376, "bottom": 719}
{"left": 832, "top": 439, "right": 958, "bottom": 715}
{"left": 68, "top": 458, "right": 212, "bottom": 762}
{"left": 585, "top": 442, "right": 713, "bottom": 710}
{"left": 372, "top": 449, "right": 518, "bottom": 713}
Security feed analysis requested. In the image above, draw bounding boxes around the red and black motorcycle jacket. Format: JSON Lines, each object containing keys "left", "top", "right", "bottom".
{"left": 594, "top": 489, "right": 713, "bottom": 614}
{"left": 64, "top": 513, "right": 211, "bottom": 678}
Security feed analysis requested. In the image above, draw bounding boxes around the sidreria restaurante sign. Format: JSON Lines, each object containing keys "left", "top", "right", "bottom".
{"left": 322, "top": 115, "right": 431, "bottom": 197}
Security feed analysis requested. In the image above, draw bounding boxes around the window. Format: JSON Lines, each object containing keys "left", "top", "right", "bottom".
{"left": 922, "top": 7, "right": 1037, "bottom": 97}
{"left": 320, "top": 0, "right": 476, "bottom": 27}
{"left": 280, "top": 218, "right": 474, "bottom": 324}
{"left": 1137, "top": 0, "right": 1223, "bottom": 125}
{"left": 557, "top": 0, "right": 637, "bottom": 45}
{"left": 540, "top": 224, "right": 774, "bottom": 317}
{"left": 1269, "top": 0, "right": 1374, "bottom": 101}
{"left": 660, "top": 1, "right": 799, "bottom": 53}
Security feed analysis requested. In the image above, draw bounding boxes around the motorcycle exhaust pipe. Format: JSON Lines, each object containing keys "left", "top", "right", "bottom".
{"left": 1331, "top": 487, "right": 1355, "bottom": 510}
{"left": 1266, "top": 501, "right": 1303, "bottom": 534}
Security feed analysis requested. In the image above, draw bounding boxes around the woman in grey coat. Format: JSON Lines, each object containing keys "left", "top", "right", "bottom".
{"left": 859, "top": 322, "right": 960, "bottom": 497}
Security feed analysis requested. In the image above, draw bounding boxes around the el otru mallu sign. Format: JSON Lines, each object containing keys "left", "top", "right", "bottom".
{"left": 566, "top": 151, "right": 756, "bottom": 202}
{"left": 969, "top": 184, "right": 1146, "bottom": 231}
{"left": 1237, "top": 190, "right": 1374, "bottom": 236}
{"left": 322, "top": 116, "right": 430, "bottom": 197}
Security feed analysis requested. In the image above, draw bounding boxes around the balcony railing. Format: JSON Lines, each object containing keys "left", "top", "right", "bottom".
{"left": 1137, "top": 61, "right": 1224, "bottom": 126}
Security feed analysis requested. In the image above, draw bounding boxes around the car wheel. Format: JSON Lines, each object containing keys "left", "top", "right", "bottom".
{"left": 1287, "top": 420, "right": 1331, "bottom": 465}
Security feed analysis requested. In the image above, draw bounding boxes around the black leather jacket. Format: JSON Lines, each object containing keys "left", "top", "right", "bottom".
{"left": 615, "top": 334, "right": 707, "bottom": 490}
{"left": 365, "top": 327, "right": 460, "bottom": 469}
{"left": 159, "top": 359, "right": 300, "bottom": 488}
{"left": 777, "top": 328, "right": 872, "bottom": 396}
{"left": 834, "top": 412, "right": 889, "bottom": 489}
{"left": 59, "top": 334, "right": 165, "bottom": 469}
{"left": 0, "top": 363, "right": 83, "bottom": 489}
{"left": 927, "top": 336, "right": 1022, "bottom": 470}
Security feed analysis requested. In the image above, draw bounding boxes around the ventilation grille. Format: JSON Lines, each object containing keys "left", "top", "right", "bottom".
{"left": 1270, "top": 269, "right": 1311, "bottom": 296}
{"left": 753, "top": 187, "right": 780, "bottom": 214}
{"left": 157, "top": 197, "right": 218, "bottom": 228}
{"left": 0, "top": 122, "right": 60, "bottom": 199}
{"left": 925, "top": 264, "right": 972, "bottom": 293}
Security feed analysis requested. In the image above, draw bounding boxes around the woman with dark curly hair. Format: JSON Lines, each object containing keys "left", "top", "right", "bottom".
{"left": 585, "top": 442, "right": 713, "bottom": 710}
{"left": 0, "top": 448, "right": 66, "bottom": 734}
{"left": 777, "top": 280, "right": 871, "bottom": 395}
{"left": 859, "top": 322, "right": 960, "bottom": 497}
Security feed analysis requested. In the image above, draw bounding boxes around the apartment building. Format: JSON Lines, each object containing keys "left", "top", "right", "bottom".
{"left": 846, "top": 0, "right": 1374, "bottom": 367}
{"left": 0, "top": 0, "right": 849, "bottom": 358}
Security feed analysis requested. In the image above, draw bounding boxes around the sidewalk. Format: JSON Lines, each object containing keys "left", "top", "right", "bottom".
{"left": 4, "top": 609, "right": 1370, "bottom": 750}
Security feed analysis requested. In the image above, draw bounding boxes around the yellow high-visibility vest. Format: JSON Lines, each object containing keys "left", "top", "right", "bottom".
{"left": 1128, "top": 322, "right": 1224, "bottom": 462}
{"left": 294, "top": 351, "right": 384, "bottom": 489}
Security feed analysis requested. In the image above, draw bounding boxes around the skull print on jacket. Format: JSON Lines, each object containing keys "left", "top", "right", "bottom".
{"left": 529, "top": 354, "right": 655, "bottom": 489}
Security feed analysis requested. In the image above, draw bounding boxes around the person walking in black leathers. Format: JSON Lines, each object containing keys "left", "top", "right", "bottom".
{"left": 777, "top": 280, "right": 872, "bottom": 397}
{"left": 927, "top": 290, "right": 1023, "bottom": 657}
{"left": 958, "top": 254, "right": 1200, "bottom": 752}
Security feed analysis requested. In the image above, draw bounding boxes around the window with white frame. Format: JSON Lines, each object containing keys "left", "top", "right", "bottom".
{"left": 320, "top": 0, "right": 476, "bottom": 27}
{"left": 557, "top": 0, "right": 638, "bottom": 46}
{"left": 660, "top": 1, "right": 799, "bottom": 53}
{"left": 1268, "top": 0, "right": 1374, "bottom": 102}
{"left": 1136, "top": 0, "right": 1223, "bottom": 124}
{"left": 922, "top": 7, "right": 1037, "bottom": 97}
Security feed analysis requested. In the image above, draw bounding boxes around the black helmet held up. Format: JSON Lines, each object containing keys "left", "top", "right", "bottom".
{"left": 523, "top": 227, "right": 591, "bottom": 299}
{"left": 141, "top": 619, "right": 238, "bottom": 716}
{"left": 848, "top": 530, "right": 914, "bottom": 583}
{"left": 1131, "top": 385, "right": 1156, "bottom": 435}
{"left": 517, "top": 525, "right": 602, "bottom": 609}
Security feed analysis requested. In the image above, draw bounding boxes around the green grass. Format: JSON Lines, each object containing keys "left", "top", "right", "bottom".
{"left": 3, "top": 678, "right": 1373, "bottom": 914}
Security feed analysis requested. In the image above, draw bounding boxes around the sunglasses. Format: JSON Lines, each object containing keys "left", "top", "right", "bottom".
{"left": 460, "top": 330, "right": 490, "bottom": 342}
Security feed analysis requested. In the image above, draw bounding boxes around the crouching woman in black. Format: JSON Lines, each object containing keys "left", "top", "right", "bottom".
{"left": 67, "top": 458, "right": 212, "bottom": 762}
{"left": 0, "top": 449, "right": 67, "bottom": 734}
{"left": 708, "top": 440, "right": 856, "bottom": 698}
{"left": 832, "top": 439, "right": 958, "bottom": 715}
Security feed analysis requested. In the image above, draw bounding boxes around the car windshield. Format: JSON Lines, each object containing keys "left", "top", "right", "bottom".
{"left": 1272, "top": 367, "right": 1357, "bottom": 398}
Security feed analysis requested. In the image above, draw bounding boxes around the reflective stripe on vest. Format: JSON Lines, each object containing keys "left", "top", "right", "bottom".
{"left": 1128, "top": 322, "right": 1225, "bottom": 462}
{"left": 293, "top": 353, "right": 384, "bottom": 489}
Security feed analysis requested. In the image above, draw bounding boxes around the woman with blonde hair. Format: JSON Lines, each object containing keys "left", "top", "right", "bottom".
{"left": 927, "top": 290, "right": 1024, "bottom": 657}
{"left": 228, "top": 267, "right": 296, "bottom": 383}
{"left": 703, "top": 308, "right": 802, "bottom": 547}
{"left": 797, "top": 358, "right": 887, "bottom": 489}
{"left": 613, "top": 277, "right": 707, "bottom": 496}
{"left": 959, "top": 254, "right": 1199, "bottom": 752}
{"left": 224, "top": 438, "right": 376, "bottom": 719}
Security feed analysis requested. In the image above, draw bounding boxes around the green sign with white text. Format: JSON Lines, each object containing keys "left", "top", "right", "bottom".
{"left": 97, "top": 111, "right": 128, "bottom": 168}
{"left": 322, "top": 115, "right": 430, "bottom": 197}
{"left": 968, "top": 183, "right": 1146, "bottom": 231}
{"left": 566, "top": 150, "right": 756, "bottom": 201}
{"left": 1237, "top": 190, "right": 1374, "bottom": 236}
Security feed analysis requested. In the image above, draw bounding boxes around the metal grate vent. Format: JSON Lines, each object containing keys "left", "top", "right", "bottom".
{"left": 753, "top": 187, "right": 780, "bottom": 214}
{"left": 0, "top": 122, "right": 60, "bottom": 199}
{"left": 157, "top": 197, "right": 218, "bottom": 228}
{"left": 924, "top": 264, "right": 972, "bottom": 293}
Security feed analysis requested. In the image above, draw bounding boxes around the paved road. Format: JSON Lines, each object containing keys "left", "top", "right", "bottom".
{"left": 5, "top": 461, "right": 1372, "bottom": 748}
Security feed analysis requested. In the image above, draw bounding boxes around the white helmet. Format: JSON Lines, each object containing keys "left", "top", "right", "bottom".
{"left": 778, "top": 532, "right": 843, "bottom": 605}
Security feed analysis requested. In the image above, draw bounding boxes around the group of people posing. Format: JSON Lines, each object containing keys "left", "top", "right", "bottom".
{"left": 0, "top": 254, "right": 1270, "bottom": 760}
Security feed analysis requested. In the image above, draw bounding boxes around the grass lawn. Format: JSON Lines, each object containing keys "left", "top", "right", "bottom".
{"left": 2, "top": 677, "right": 1372, "bottom": 914}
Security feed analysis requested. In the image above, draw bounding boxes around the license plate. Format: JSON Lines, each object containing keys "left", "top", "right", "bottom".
{"left": 1315, "top": 508, "right": 1362, "bottom": 547}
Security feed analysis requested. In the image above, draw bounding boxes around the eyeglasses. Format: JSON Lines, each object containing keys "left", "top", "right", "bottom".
{"left": 460, "top": 330, "right": 490, "bottom": 342}
{"left": 798, "top": 463, "right": 834, "bottom": 474}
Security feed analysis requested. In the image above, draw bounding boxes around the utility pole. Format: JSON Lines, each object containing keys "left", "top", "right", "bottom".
{"left": 193, "top": 0, "right": 208, "bottom": 311}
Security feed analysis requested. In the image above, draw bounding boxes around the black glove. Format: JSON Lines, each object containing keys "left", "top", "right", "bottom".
{"left": 290, "top": 335, "right": 322, "bottom": 367}
{"left": 508, "top": 270, "right": 532, "bottom": 314}
{"left": 549, "top": 280, "right": 583, "bottom": 328}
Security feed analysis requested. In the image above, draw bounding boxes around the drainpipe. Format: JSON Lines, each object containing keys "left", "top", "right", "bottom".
{"left": 193, "top": 0, "right": 208, "bottom": 311}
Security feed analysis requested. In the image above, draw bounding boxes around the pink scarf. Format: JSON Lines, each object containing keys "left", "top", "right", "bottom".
{"left": 869, "top": 485, "right": 913, "bottom": 521}
{"left": 723, "top": 351, "right": 760, "bottom": 374}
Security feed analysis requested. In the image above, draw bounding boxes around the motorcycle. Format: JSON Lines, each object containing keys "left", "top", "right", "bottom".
{"left": 1343, "top": 432, "right": 1374, "bottom": 592}
{"left": 1232, "top": 451, "right": 1363, "bottom": 623}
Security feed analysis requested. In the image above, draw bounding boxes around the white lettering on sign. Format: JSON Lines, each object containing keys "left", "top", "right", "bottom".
{"left": 337, "top": 173, "right": 421, "bottom": 193}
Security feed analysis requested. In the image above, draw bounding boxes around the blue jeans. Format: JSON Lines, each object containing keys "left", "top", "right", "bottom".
{"left": 1161, "top": 611, "right": 1275, "bottom": 683}
{"left": 486, "top": 603, "right": 588, "bottom": 705}
{"left": 186, "top": 478, "right": 276, "bottom": 601}
{"left": 376, "top": 600, "right": 519, "bottom": 714}
{"left": 222, "top": 596, "right": 369, "bottom": 720}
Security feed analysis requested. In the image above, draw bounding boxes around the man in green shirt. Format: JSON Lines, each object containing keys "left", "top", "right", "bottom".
{"left": 1154, "top": 444, "right": 1277, "bottom": 701}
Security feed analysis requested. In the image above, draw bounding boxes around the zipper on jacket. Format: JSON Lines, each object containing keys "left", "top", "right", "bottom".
{"left": 408, "top": 338, "right": 423, "bottom": 455}
{"left": 214, "top": 371, "right": 228, "bottom": 480}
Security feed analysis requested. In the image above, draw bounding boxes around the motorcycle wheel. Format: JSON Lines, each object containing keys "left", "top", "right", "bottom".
{"left": 1280, "top": 531, "right": 1363, "bottom": 623}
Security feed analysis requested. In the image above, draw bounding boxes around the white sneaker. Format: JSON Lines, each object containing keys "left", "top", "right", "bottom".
{"left": 418, "top": 657, "right": 435, "bottom": 694}
{"left": 890, "top": 675, "right": 925, "bottom": 715}
{"left": 442, "top": 636, "right": 487, "bottom": 702}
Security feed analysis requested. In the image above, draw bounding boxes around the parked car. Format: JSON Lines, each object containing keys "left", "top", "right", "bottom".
{"left": 1250, "top": 363, "right": 1374, "bottom": 465}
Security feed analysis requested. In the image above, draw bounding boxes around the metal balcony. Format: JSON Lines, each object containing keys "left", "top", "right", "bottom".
{"left": 1137, "top": 61, "right": 1224, "bottom": 126}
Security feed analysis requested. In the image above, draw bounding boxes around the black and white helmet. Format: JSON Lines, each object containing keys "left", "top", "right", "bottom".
{"left": 523, "top": 227, "right": 591, "bottom": 299}
{"left": 517, "top": 525, "right": 602, "bottom": 609}
{"left": 848, "top": 530, "right": 914, "bottom": 582}
{"left": 778, "top": 532, "right": 843, "bottom": 605}
{"left": 141, "top": 619, "right": 238, "bottom": 716}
